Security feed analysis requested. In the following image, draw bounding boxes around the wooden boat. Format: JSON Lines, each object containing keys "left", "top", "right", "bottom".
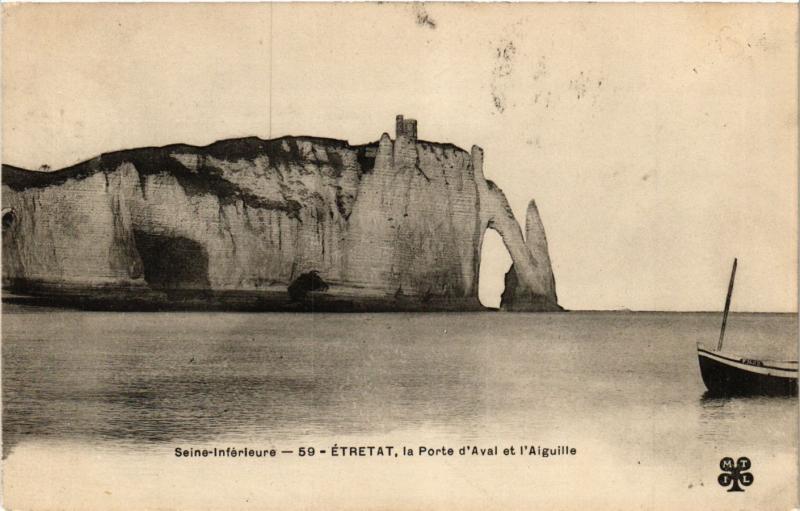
{"left": 697, "top": 258, "right": 798, "bottom": 396}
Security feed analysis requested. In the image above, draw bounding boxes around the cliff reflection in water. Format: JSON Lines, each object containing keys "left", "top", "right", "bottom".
{"left": 3, "top": 309, "right": 796, "bottom": 465}
{"left": 3, "top": 310, "right": 489, "bottom": 457}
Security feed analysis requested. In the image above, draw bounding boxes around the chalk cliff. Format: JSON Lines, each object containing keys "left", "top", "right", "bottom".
{"left": 1, "top": 116, "right": 559, "bottom": 311}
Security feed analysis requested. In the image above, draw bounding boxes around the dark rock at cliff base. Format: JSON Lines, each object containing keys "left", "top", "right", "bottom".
{"left": 500, "top": 200, "right": 562, "bottom": 312}
{"left": 288, "top": 271, "right": 329, "bottom": 302}
{"left": 2, "top": 115, "right": 559, "bottom": 312}
{"left": 501, "top": 266, "right": 563, "bottom": 312}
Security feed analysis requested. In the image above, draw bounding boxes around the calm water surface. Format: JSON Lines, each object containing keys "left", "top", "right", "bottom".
{"left": 2, "top": 309, "right": 797, "bottom": 509}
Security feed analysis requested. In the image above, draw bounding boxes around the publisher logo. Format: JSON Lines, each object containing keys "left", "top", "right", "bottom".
{"left": 718, "top": 457, "right": 753, "bottom": 492}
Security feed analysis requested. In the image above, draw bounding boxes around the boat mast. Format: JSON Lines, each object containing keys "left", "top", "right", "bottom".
{"left": 717, "top": 258, "right": 738, "bottom": 351}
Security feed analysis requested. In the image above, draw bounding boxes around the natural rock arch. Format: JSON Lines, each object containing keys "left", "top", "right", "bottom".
{"left": 472, "top": 146, "right": 560, "bottom": 311}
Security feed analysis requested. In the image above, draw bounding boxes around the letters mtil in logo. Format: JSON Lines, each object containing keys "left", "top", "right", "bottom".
{"left": 718, "top": 457, "right": 753, "bottom": 492}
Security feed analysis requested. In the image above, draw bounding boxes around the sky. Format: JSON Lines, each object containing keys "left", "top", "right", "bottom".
{"left": 2, "top": 3, "right": 797, "bottom": 312}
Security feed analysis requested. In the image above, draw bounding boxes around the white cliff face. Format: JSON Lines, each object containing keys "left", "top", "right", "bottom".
{"left": 1, "top": 117, "right": 559, "bottom": 311}
{"left": 343, "top": 134, "right": 480, "bottom": 299}
{"left": 2, "top": 170, "right": 143, "bottom": 288}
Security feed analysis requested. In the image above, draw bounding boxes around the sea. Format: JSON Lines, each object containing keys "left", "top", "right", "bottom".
{"left": 2, "top": 307, "right": 797, "bottom": 510}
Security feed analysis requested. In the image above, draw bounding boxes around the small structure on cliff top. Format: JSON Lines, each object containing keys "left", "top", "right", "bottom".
{"left": 1, "top": 115, "right": 560, "bottom": 312}
{"left": 395, "top": 115, "right": 418, "bottom": 141}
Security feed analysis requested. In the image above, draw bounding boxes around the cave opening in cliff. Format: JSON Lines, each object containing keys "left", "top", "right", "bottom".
{"left": 133, "top": 230, "right": 211, "bottom": 293}
{"left": 2, "top": 208, "right": 17, "bottom": 231}
{"left": 478, "top": 229, "right": 513, "bottom": 309}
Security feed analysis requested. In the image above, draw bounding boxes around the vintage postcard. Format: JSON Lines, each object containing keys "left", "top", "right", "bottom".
{"left": 1, "top": 2, "right": 797, "bottom": 510}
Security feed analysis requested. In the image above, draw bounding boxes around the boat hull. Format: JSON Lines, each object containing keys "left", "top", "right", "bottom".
{"left": 698, "top": 347, "right": 798, "bottom": 396}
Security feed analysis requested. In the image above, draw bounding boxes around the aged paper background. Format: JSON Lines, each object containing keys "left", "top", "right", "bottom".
{"left": 1, "top": 2, "right": 798, "bottom": 510}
